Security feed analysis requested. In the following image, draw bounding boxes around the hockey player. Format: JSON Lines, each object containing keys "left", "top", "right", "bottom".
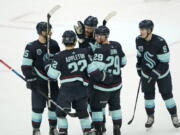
{"left": 74, "top": 15, "right": 98, "bottom": 51}
{"left": 136, "top": 19, "right": 180, "bottom": 128}
{"left": 88, "top": 26, "right": 127, "bottom": 135}
{"left": 21, "top": 22, "right": 60, "bottom": 135}
{"left": 46, "top": 30, "right": 94, "bottom": 135}
{"left": 74, "top": 16, "right": 107, "bottom": 132}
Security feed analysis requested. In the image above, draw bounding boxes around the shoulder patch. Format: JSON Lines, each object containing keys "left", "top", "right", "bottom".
{"left": 36, "top": 49, "right": 42, "bottom": 55}
{"left": 138, "top": 46, "right": 144, "bottom": 52}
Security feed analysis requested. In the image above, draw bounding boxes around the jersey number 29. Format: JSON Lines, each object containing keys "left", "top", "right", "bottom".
{"left": 105, "top": 55, "right": 120, "bottom": 75}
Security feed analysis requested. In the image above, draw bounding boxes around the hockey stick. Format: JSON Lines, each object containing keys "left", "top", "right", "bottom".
{"left": 46, "top": 5, "right": 61, "bottom": 107}
{"left": 0, "top": 59, "right": 77, "bottom": 117}
{"left": 128, "top": 79, "right": 142, "bottom": 125}
{"left": 103, "top": 11, "right": 117, "bottom": 26}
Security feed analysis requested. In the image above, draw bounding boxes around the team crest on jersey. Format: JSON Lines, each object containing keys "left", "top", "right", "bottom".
{"left": 138, "top": 46, "right": 144, "bottom": 52}
{"left": 36, "top": 49, "right": 42, "bottom": 55}
{"left": 144, "top": 51, "right": 155, "bottom": 69}
{"left": 43, "top": 53, "right": 48, "bottom": 62}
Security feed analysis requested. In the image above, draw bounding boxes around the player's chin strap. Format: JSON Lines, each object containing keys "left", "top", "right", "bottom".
{"left": 0, "top": 59, "right": 78, "bottom": 118}
{"left": 144, "top": 30, "right": 152, "bottom": 40}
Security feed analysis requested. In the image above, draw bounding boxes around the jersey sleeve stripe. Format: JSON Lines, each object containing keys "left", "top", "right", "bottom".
{"left": 22, "top": 58, "right": 33, "bottom": 66}
{"left": 157, "top": 52, "right": 170, "bottom": 62}
{"left": 121, "top": 56, "right": 127, "bottom": 66}
{"left": 47, "top": 66, "right": 61, "bottom": 80}
{"left": 87, "top": 61, "right": 106, "bottom": 74}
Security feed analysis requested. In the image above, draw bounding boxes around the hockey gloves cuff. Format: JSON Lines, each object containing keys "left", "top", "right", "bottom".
{"left": 149, "top": 69, "right": 161, "bottom": 80}
{"left": 26, "top": 78, "right": 37, "bottom": 90}
{"left": 137, "top": 68, "right": 142, "bottom": 77}
{"left": 101, "top": 71, "right": 113, "bottom": 85}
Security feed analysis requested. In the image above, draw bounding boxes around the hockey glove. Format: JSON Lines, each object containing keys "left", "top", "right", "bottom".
{"left": 136, "top": 63, "right": 142, "bottom": 77}
{"left": 26, "top": 78, "right": 37, "bottom": 90}
{"left": 149, "top": 69, "right": 161, "bottom": 80}
{"left": 74, "top": 21, "right": 85, "bottom": 39}
{"left": 90, "top": 70, "right": 113, "bottom": 85}
{"left": 101, "top": 71, "right": 113, "bottom": 85}
{"left": 137, "top": 68, "right": 141, "bottom": 77}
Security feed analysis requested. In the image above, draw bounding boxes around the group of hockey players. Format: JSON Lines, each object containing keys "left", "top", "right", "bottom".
{"left": 21, "top": 15, "right": 180, "bottom": 135}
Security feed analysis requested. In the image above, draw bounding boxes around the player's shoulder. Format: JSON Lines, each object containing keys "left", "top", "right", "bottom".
{"left": 53, "top": 51, "right": 63, "bottom": 60}
{"left": 26, "top": 40, "right": 39, "bottom": 50}
{"left": 153, "top": 34, "right": 166, "bottom": 42}
{"left": 27, "top": 40, "right": 37, "bottom": 46}
{"left": 50, "top": 39, "right": 59, "bottom": 46}
{"left": 153, "top": 34, "right": 167, "bottom": 48}
{"left": 109, "top": 41, "right": 122, "bottom": 49}
{"left": 135, "top": 35, "right": 144, "bottom": 42}
{"left": 110, "top": 41, "right": 120, "bottom": 45}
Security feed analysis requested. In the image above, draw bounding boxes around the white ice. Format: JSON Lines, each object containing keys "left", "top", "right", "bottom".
{"left": 0, "top": 0, "right": 180, "bottom": 135}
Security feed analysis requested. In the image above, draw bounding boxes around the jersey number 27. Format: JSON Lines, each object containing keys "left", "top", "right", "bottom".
{"left": 68, "top": 60, "right": 87, "bottom": 73}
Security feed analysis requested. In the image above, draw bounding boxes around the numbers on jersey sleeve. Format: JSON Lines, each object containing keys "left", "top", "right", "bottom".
{"left": 24, "top": 50, "right": 29, "bottom": 57}
{"left": 52, "top": 60, "right": 58, "bottom": 69}
{"left": 68, "top": 60, "right": 87, "bottom": 73}
{"left": 94, "top": 54, "right": 103, "bottom": 61}
{"left": 105, "top": 55, "right": 120, "bottom": 75}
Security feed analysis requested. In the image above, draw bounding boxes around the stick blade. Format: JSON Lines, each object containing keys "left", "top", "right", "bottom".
{"left": 48, "top": 5, "right": 61, "bottom": 17}
{"left": 128, "top": 119, "right": 133, "bottom": 125}
{"left": 104, "top": 11, "right": 117, "bottom": 21}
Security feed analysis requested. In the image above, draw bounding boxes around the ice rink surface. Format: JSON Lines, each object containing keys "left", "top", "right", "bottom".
{"left": 0, "top": 0, "right": 180, "bottom": 134}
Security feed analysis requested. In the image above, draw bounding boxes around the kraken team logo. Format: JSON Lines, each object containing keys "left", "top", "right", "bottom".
{"left": 144, "top": 51, "right": 155, "bottom": 69}
{"left": 43, "top": 53, "right": 49, "bottom": 62}
{"left": 36, "top": 49, "right": 42, "bottom": 55}
{"left": 43, "top": 53, "right": 54, "bottom": 62}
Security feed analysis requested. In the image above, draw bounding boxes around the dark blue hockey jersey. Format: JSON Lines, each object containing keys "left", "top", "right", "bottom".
{"left": 47, "top": 48, "right": 90, "bottom": 86}
{"left": 21, "top": 39, "right": 60, "bottom": 80}
{"left": 136, "top": 34, "right": 170, "bottom": 79}
{"left": 87, "top": 41, "right": 127, "bottom": 92}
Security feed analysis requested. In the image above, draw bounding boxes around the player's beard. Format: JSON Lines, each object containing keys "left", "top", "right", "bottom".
{"left": 85, "top": 31, "right": 93, "bottom": 38}
{"left": 43, "top": 33, "right": 51, "bottom": 43}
